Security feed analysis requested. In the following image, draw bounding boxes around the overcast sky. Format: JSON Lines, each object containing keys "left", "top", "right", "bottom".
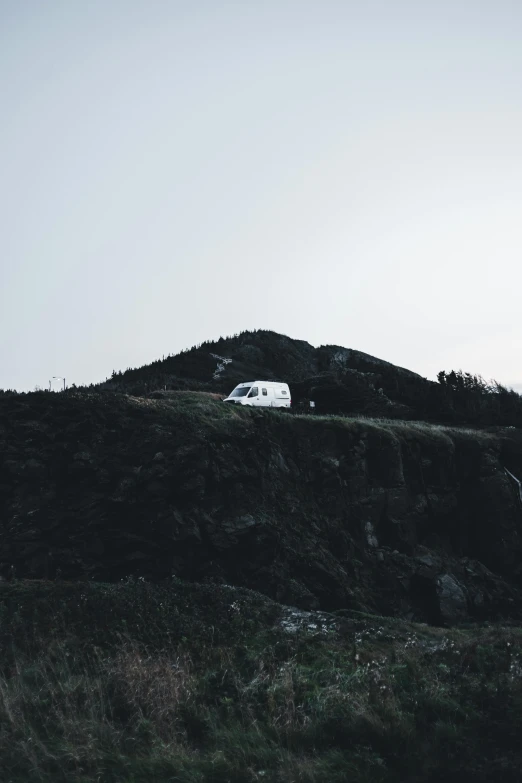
{"left": 1, "top": 0, "right": 521, "bottom": 391}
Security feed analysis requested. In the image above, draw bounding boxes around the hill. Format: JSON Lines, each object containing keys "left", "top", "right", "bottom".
{"left": 90, "top": 329, "right": 522, "bottom": 427}
{"left": 93, "top": 329, "right": 426, "bottom": 416}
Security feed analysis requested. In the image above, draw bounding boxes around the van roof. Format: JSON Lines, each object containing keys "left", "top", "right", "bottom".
{"left": 236, "top": 380, "right": 289, "bottom": 387}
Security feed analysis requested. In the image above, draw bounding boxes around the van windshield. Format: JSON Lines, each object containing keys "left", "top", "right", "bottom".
{"left": 229, "top": 387, "right": 251, "bottom": 398}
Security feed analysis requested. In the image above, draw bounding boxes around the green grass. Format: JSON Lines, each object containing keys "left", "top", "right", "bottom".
{"left": 288, "top": 409, "right": 494, "bottom": 442}
{"left": 3, "top": 388, "right": 499, "bottom": 456}
{"left": 1, "top": 579, "right": 522, "bottom": 782}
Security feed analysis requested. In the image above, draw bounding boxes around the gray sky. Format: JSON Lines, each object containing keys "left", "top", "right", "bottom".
{"left": 1, "top": 0, "right": 521, "bottom": 391}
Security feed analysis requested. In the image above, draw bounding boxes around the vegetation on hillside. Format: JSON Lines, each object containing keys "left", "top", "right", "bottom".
{"left": 435, "top": 369, "right": 522, "bottom": 427}
{"left": 1, "top": 579, "right": 522, "bottom": 783}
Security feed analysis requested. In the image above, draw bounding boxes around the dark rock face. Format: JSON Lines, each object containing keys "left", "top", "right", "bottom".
{"left": 435, "top": 574, "right": 468, "bottom": 624}
{"left": 1, "top": 391, "right": 522, "bottom": 625}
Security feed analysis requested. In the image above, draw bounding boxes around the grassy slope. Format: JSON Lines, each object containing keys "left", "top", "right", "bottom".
{"left": 1, "top": 578, "right": 522, "bottom": 783}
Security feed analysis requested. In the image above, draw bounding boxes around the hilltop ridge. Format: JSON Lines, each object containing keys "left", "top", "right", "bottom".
{"left": 100, "top": 329, "right": 423, "bottom": 390}
{"left": 89, "top": 329, "right": 522, "bottom": 428}
{"left": 87, "top": 329, "right": 434, "bottom": 421}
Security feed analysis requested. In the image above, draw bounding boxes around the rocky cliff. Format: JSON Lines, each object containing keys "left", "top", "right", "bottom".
{"left": 2, "top": 390, "right": 522, "bottom": 627}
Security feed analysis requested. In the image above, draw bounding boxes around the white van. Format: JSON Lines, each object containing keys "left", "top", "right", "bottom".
{"left": 224, "top": 381, "right": 291, "bottom": 408}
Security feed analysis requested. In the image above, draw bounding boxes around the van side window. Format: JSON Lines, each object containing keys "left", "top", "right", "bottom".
{"left": 281, "top": 390, "right": 287, "bottom": 395}
{"left": 262, "top": 388, "right": 267, "bottom": 396}
{"left": 249, "top": 387, "right": 259, "bottom": 397}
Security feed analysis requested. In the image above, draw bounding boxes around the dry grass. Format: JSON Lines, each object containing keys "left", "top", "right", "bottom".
{"left": 1, "top": 580, "right": 522, "bottom": 782}
{"left": 1, "top": 619, "right": 522, "bottom": 783}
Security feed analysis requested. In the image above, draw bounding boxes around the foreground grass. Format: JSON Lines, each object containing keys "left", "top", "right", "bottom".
{"left": 0, "top": 580, "right": 522, "bottom": 782}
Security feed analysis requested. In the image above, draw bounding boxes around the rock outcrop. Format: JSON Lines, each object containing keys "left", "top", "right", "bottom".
{"left": 2, "top": 390, "right": 522, "bottom": 625}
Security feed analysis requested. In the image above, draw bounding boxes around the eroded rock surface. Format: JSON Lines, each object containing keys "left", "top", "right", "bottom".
{"left": 2, "top": 391, "right": 522, "bottom": 625}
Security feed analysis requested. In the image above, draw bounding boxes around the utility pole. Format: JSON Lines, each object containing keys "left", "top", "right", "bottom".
{"left": 52, "top": 376, "right": 66, "bottom": 391}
